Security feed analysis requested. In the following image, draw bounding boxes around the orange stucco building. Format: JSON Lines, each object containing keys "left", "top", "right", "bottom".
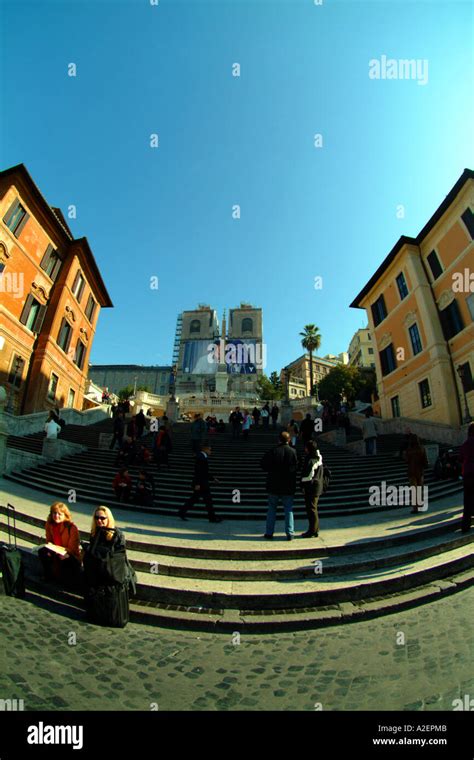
{"left": 351, "top": 169, "right": 473, "bottom": 427}
{"left": 0, "top": 164, "right": 113, "bottom": 414}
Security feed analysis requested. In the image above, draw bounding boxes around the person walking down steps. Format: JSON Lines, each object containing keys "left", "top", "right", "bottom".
{"left": 179, "top": 441, "right": 222, "bottom": 523}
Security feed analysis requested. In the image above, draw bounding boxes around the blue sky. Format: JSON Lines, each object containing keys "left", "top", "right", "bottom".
{"left": 1, "top": 0, "right": 473, "bottom": 374}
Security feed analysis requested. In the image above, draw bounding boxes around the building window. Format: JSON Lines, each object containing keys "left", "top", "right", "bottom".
{"left": 408, "top": 323, "right": 423, "bottom": 355}
{"left": 74, "top": 340, "right": 86, "bottom": 370}
{"left": 67, "top": 388, "right": 76, "bottom": 408}
{"left": 48, "top": 373, "right": 59, "bottom": 402}
{"left": 371, "top": 294, "right": 387, "bottom": 327}
{"left": 8, "top": 354, "right": 25, "bottom": 388}
{"left": 72, "top": 271, "right": 85, "bottom": 302}
{"left": 396, "top": 272, "right": 409, "bottom": 300}
{"left": 439, "top": 299, "right": 464, "bottom": 340}
{"left": 391, "top": 396, "right": 400, "bottom": 418}
{"left": 379, "top": 344, "right": 396, "bottom": 376}
{"left": 19, "top": 295, "right": 47, "bottom": 333}
{"left": 57, "top": 318, "right": 72, "bottom": 353}
{"left": 459, "top": 362, "right": 474, "bottom": 392}
{"left": 419, "top": 379, "right": 432, "bottom": 408}
{"left": 427, "top": 250, "right": 443, "bottom": 280}
{"left": 190, "top": 319, "right": 201, "bottom": 334}
{"left": 368, "top": 334, "right": 371, "bottom": 340}
{"left": 40, "top": 245, "right": 61, "bottom": 281}
{"left": 85, "top": 294, "right": 96, "bottom": 322}
{"left": 242, "top": 317, "right": 253, "bottom": 333}
{"left": 3, "top": 199, "right": 30, "bottom": 237}
{"left": 368, "top": 348, "right": 374, "bottom": 355}
{"left": 461, "top": 207, "right": 474, "bottom": 239}
{"left": 467, "top": 293, "right": 474, "bottom": 322}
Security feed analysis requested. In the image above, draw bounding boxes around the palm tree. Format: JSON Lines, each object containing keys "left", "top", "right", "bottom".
{"left": 299, "top": 324, "right": 322, "bottom": 397}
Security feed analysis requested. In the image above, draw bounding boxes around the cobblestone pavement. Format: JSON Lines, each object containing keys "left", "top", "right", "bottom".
{"left": 0, "top": 587, "right": 473, "bottom": 712}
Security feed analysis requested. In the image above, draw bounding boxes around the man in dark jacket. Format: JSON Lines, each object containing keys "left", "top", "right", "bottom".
{"left": 229, "top": 407, "right": 243, "bottom": 439}
{"left": 270, "top": 404, "right": 279, "bottom": 427}
{"left": 109, "top": 412, "right": 125, "bottom": 450}
{"left": 460, "top": 422, "right": 474, "bottom": 532}
{"left": 261, "top": 431, "right": 298, "bottom": 540}
{"left": 191, "top": 413, "right": 207, "bottom": 454}
{"left": 179, "top": 442, "right": 222, "bottom": 523}
{"left": 300, "top": 413, "right": 314, "bottom": 445}
{"left": 135, "top": 409, "right": 147, "bottom": 439}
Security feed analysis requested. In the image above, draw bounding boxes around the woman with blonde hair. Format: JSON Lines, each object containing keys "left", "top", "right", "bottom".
{"left": 38, "top": 502, "right": 82, "bottom": 587}
{"left": 83, "top": 506, "right": 133, "bottom": 627}
{"left": 89, "top": 506, "right": 125, "bottom": 547}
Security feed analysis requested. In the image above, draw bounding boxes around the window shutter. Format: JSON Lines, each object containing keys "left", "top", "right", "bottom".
{"left": 3, "top": 199, "right": 20, "bottom": 226}
{"left": 40, "top": 244, "right": 53, "bottom": 269}
{"left": 32, "top": 304, "right": 47, "bottom": 334}
{"left": 441, "top": 311, "right": 449, "bottom": 339}
{"left": 51, "top": 256, "right": 61, "bottom": 281}
{"left": 14, "top": 211, "right": 30, "bottom": 237}
{"left": 19, "top": 295, "right": 34, "bottom": 325}
{"left": 65, "top": 325, "right": 72, "bottom": 354}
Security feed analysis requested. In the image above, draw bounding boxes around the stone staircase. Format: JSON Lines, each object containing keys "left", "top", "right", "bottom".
{"left": 3, "top": 423, "right": 463, "bottom": 519}
{"left": 1, "top": 420, "right": 470, "bottom": 631}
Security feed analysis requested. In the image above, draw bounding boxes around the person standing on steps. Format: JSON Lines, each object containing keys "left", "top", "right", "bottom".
{"left": 252, "top": 406, "right": 261, "bottom": 427}
{"left": 460, "top": 422, "right": 474, "bottom": 533}
{"left": 300, "top": 440, "right": 324, "bottom": 537}
{"left": 261, "top": 431, "right": 298, "bottom": 540}
{"left": 229, "top": 406, "right": 243, "bottom": 439}
{"left": 179, "top": 441, "right": 222, "bottom": 523}
{"left": 261, "top": 403, "right": 270, "bottom": 428}
{"left": 135, "top": 409, "right": 146, "bottom": 439}
{"left": 44, "top": 412, "right": 61, "bottom": 439}
{"left": 270, "top": 404, "right": 279, "bottom": 427}
{"left": 287, "top": 419, "right": 299, "bottom": 448}
{"left": 242, "top": 409, "right": 252, "bottom": 440}
{"left": 190, "top": 413, "right": 207, "bottom": 454}
{"left": 403, "top": 435, "right": 429, "bottom": 513}
{"left": 362, "top": 408, "right": 378, "bottom": 455}
{"left": 300, "top": 413, "right": 314, "bottom": 446}
{"left": 109, "top": 411, "right": 125, "bottom": 450}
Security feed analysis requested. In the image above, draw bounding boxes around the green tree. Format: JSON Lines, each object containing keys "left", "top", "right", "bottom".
{"left": 256, "top": 373, "right": 284, "bottom": 401}
{"left": 118, "top": 386, "right": 135, "bottom": 400}
{"left": 137, "top": 385, "right": 152, "bottom": 393}
{"left": 317, "top": 365, "right": 358, "bottom": 405}
{"left": 269, "top": 371, "right": 284, "bottom": 396}
{"left": 300, "top": 324, "right": 322, "bottom": 396}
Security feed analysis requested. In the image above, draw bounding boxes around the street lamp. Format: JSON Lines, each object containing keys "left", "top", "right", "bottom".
{"left": 456, "top": 365, "right": 472, "bottom": 424}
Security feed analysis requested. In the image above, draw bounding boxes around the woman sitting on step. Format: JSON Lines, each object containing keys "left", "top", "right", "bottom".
{"left": 38, "top": 502, "right": 82, "bottom": 588}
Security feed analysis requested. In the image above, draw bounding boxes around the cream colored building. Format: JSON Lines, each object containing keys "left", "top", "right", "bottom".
{"left": 351, "top": 168, "right": 474, "bottom": 426}
{"left": 281, "top": 354, "right": 340, "bottom": 398}
{"left": 348, "top": 328, "right": 376, "bottom": 368}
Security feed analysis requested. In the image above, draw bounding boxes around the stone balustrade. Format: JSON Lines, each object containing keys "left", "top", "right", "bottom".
{"left": 349, "top": 411, "right": 469, "bottom": 446}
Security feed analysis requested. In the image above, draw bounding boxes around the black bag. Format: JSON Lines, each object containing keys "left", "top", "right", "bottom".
{"left": 83, "top": 528, "right": 128, "bottom": 588}
{"left": 322, "top": 466, "right": 331, "bottom": 493}
{"left": 58, "top": 418, "right": 66, "bottom": 430}
{"left": 85, "top": 583, "right": 129, "bottom": 628}
{"left": 0, "top": 504, "right": 26, "bottom": 598}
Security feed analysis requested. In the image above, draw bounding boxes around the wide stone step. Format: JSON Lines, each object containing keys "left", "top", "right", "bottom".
{"left": 4, "top": 514, "right": 471, "bottom": 581}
